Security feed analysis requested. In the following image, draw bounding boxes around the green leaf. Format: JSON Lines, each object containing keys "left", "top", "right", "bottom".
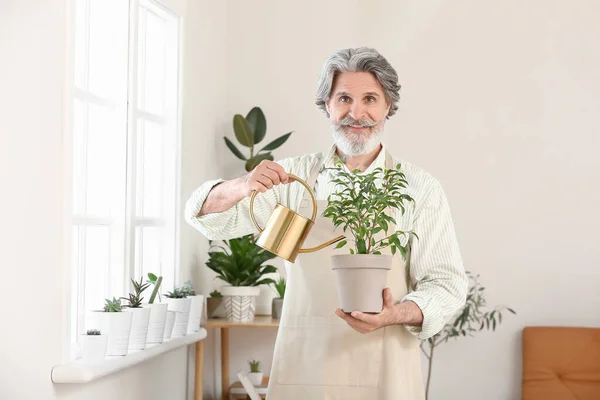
{"left": 335, "top": 240, "right": 347, "bottom": 249}
{"left": 246, "top": 107, "right": 267, "bottom": 144}
{"left": 357, "top": 239, "right": 367, "bottom": 254}
{"left": 245, "top": 153, "right": 274, "bottom": 171}
{"left": 224, "top": 137, "right": 247, "bottom": 160}
{"left": 147, "top": 273, "right": 157, "bottom": 282}
{"left": 233, "top": 114, "right": 254, "bottom": 147}
{"left": 259, "top": 132, "right": 292, "bottom": 152}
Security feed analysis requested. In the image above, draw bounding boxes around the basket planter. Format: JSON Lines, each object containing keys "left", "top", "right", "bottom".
{"left": 221, "top": 286, "right": 260, "bottom": 322}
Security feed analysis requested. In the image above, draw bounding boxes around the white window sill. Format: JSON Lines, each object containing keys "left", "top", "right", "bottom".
{"left": 51, "top": 328, "right": 207, "bottom": 383}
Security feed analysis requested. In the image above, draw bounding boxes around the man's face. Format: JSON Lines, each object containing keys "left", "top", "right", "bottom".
{"left": 326, "top": 72, "right": 391, "bottom": 156}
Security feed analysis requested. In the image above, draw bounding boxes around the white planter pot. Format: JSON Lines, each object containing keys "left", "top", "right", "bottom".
{"left": 248, "top": 372, "right": 263, "bottom": 386}
{"left": 163, "top": 310, "right": 176, "bottom": 340}
{"left": 221, "top": 286, "right": 260, "bottom": 322}
{"left": 187, "top": 295, "right": 204, "bottom": 333}
{"left": 125, "top": 307, "right": 151, "bottom": 351}
{"left": 164, "top": 297, "right": 191, "bottom": 337}
{"left": 93, "top": 311, "right": 133, "bottom": 356}
{"left": 331, "top": 254, "right": 392, "bottom": 313}
{"left": 81, "top": 334, "right": 108, "bottom": 361}
{"left": 145, "top": 303, "right": 168, "bottom": 344}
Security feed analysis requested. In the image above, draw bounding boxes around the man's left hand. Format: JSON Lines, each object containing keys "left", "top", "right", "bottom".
{"left": 335, "top": 287, "right": 399, "bottom": 334}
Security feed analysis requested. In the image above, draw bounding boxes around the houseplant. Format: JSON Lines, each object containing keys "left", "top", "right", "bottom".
{"left": 181, "top": 280, "right": 204, "bottom": 333}
{"left": 206, "top": 290, "right": 223, "bottom": 319}
{"left": 144, "top": 272, "right": 169, "bottom": 344}
{"left": 163, "top": 287, "right": 190, "bottom": 337}
{"left": 247, "top": 359, "right": 263, "bottom": 386}
{"left": 121, "top": 276, "right": 151, "bottom": 351}
{"left": 81, "top": 329, "right": 107, "bottom": 361}
{"left": 224, "top": 106, "right": 293, "bottom": 172}
{"left": 322, "top": 159, "right": 417, "bottom": 313}
{"left": 421, "top": 271, "right": 516, "bottom": 400}
{"left": 271, "top": 277, "right": 286, "bottom": 319}
{"left": 94, "top": 297, "right": 133, "bottom": 356}
{"left": 205, "top": 235, "right": 277, "bottom": 322}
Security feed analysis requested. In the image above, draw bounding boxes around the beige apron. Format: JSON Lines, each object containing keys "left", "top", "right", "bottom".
{"left": 266, "top": 151, "right": 425, "bottom": 400}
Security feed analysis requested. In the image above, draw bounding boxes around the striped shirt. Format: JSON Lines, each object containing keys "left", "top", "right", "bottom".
{"left": 185, "top": 144, "right": 468, "bottom": 339}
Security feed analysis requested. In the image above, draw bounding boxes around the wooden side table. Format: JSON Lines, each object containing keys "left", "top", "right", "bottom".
{"left": 199, "top": 316, "right": 279, "bottom": 400}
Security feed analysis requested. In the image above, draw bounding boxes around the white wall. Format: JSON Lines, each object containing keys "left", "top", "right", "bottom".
{"left": 218, "top": 1, "right": 600, "bottom": 399}
{"left": 0, "top": 0, "right": 226, "bottom": 399}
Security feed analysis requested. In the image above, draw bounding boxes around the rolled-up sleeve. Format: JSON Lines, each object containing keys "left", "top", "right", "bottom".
{"left": 402, "top": 181, "right": 468, "bottom": 340}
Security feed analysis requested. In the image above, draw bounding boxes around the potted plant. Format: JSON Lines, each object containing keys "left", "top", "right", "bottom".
{"left": 247, "top": 359, "right": 263, "bottom": 386}
{"left": 181, "top": 280, "right": 204, "bottom": 333}
{"left": 144, "top": 272, "right": 169, "bottom": 344}
{"left": 206, "top": 290, "right": 223, "bottom": 319}
{"left": 224, "top": 106, "right": 293, "bottom": 171}
{"left": 322, "top": 159, "right": 417, "bottom": 313}
{"left": 205, "top": 235, "right": 277, "bottom": 322}
{"left": 120, "top": 277, "right": 151, "bottom": 351}
{"left": 81, "top": 329, "right": 107, "bottom": 361}
{"left": 93, "top": 297, "right": 133, "bottom": 356}
{"left": 163, "top": 287, "right": 190, "bottom": 337}
{"left": 271, "top": 277, "right": 286, "bottom": 319}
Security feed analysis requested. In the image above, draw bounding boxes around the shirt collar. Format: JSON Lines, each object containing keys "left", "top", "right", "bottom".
{"left": 322, "top": 143, "right": 387, "bottom": 175}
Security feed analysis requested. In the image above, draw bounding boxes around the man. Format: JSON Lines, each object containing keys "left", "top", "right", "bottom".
{"left": 185, "top": 47, "right": 467, "bottom": 400}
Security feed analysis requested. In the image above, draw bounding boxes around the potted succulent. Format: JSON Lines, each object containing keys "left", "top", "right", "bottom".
{"left": 81, "top": 329, "right": 107, "bottom": 361}
{"left": 322, "top": 159, "right": 417, "bottom": 313}
{"left": 94, "top": 297, "right": 133, "bottom": 356}
{"left": 145, "top": 272, "right": 169, "bottom": 344}
{"left": 206, "top": 290, "right": 223, "bottom": 319}
{"left": 163, "top": 287, "right": 190, "bottom": 337}
{"left": 181, "top": 280, "right": 204, "bottom": 333}
{"left": 271, "top": 277, "right": 286, "bottom": 319}
{"left": 205, "top": 235, "right": 277, "bottom": 322}
{"left": 121, "top": 277, "right": 151, "bottom": 351}
{"left": 247, "top": 359, "right": 263, "bottom": 386}
{"left": 224, "top": 106, "right": 293, "bottom": 171}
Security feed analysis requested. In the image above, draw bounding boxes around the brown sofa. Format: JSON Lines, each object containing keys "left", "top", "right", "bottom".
{"left": 522, "top": 326, "right": 600, "bottom": 399}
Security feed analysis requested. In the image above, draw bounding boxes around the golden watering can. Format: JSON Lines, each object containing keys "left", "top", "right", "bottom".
{"left": 249, "top": 174, "right": 345, "bottom": 263}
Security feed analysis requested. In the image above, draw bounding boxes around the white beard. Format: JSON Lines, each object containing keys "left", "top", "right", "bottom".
{"left": 331, "top": 122, "right": 384, "bottom": 156}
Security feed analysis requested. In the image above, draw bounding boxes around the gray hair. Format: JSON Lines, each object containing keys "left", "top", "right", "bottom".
{"left": 315, "top": 47, "right": 401, "bottom": 119}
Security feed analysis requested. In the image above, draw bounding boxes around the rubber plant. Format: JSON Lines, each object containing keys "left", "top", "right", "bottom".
{"left": 224, "top": 106, "right": 293, "bottom": 171}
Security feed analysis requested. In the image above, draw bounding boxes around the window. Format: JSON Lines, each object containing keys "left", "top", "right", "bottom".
{"left": 70, "top": 0, "right": 181, "bottom": 346}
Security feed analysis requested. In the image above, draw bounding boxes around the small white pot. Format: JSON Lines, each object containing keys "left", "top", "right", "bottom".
{"left": 163, "top": 310, "right": 176, "bottom": 340}
{"left": 331, "top": 254, "right": 392, "bottom": 313}
{"left": 145, "top": 303, "right": 168, "bottom": 344}
{"left": 93, "top": 311, "right": 133, "bottom": 356}
{"left": 248, "top": 372, "right": 263, "bottom": 386}
{"left": 164, "top": 297, "right": 191, "bottom": 337}
{"left": 187, "top": 295, "right": 204, "bottom": 333}
{"left": 221, "top": 286, "right": 260, "bottom": 322}
{"left": 125, "top": 306, "right": 151, "bottom": 351}
{"left": 81, "top": 334, "right": 107, "bottom": 361}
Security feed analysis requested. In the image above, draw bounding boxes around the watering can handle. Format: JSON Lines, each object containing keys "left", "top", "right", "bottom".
{"left": 249, "top": 173, "right": 345, "bottom": 252}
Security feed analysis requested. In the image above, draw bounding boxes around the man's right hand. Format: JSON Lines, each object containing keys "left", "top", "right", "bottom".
{"left": 241, "top": 160, "right": 293, "bottom": 197}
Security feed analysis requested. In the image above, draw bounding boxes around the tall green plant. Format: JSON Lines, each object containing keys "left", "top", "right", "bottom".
{"left": 322, "top": 158, "right": 417, "bottom": 257}
{"left": 206, "top": 235, "right": 277, "bottom": 287}
{"left": 224, "top": 106, "right": 293, "bottom": 171}
{"left": 146, "top": 273, "right": 163, "bottom": 304}
{"left": 421, "top": 271, "right": 516, "bottom": 399}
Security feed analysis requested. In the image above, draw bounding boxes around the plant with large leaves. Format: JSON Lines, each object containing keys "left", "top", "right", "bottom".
{"left": 206, "top": 234, "right": 278, "bottom": 287}
{"left": 224, "top": 106, "right": 293, "bottom": 171}
{"left": 420, "top": 271, "right": 516, "bottom": 400}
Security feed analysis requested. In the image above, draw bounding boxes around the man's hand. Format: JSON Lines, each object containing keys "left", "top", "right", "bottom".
{"left": 335, "top": 288, "right": 424, "bottom": 333}
{"left": 241, "top": 160, "right": 294, "bottom": 197}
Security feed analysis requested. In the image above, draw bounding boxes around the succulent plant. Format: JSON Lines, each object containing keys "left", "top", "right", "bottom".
{"left": 103, "top": 297, "right": 123, "bottom": 312}
{"left": 146, "top": 272, "right": 163, "bottom": 304}
{"left": 165, "top": 287, "right": 187, "bottom": 299}
{"left": 209, "top": 290, "right": 223, "bottom": 298}
{"left": 272, "top": 277, "right": 286, "bottom": 299}
{"left": 249, "top": 359, "right": 261, "bottom": 373}
{"left": 121, "top": 276, "right": 150, "bottom": 308}
{"left": 181, "top": 280, "right": 196, "bottom": 296}
{"left": 86, "top": 329, "right": 101, "bottom": 335}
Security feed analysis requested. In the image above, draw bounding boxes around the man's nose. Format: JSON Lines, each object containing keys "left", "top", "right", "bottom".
{"left": 348, "top": 102, "right": 367, "bottom": 121}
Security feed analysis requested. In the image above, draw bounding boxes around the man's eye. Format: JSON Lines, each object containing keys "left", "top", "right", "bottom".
{"left": 366, "top": 96, "right": 376, "bottom": 103}
{"left": 340, "top": 96, "right": 350, "bottom": 102}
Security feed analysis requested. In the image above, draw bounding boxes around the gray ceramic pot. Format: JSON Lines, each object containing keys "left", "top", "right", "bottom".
{"left": 272, "top": 297, "right": 283, "bottom": 319}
